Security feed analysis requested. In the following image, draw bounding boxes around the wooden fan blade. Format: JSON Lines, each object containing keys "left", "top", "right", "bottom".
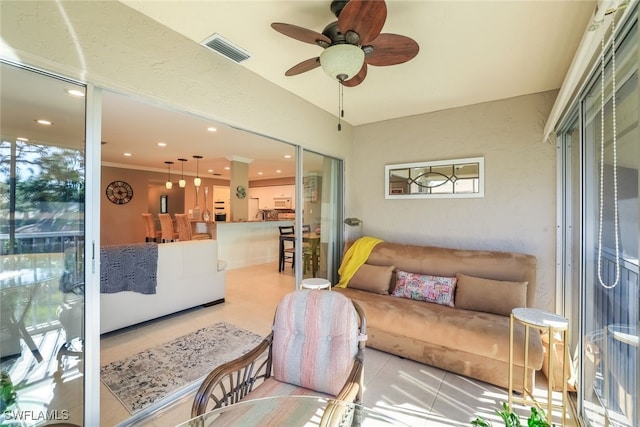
{"left": 285, "top": 57, "right": 321, "bottom": 76}
{"left": 271, "top": 23, "right": 331, "bottom": 46}
{"left": 366, "top": 33, "right": 420, "bottom": 66}
{"left": 341, "top": 63, "right": 368, "bottom": 87}
{"left": 338, "top": 0, "right": 387, "bottom": 44}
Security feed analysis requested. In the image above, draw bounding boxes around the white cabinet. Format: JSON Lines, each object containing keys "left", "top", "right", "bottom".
{"left": 248, "top": 185, "right": 295, "bottom": 209}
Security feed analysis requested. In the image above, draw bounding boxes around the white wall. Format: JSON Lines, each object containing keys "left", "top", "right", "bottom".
{"left": 349, "top": 91, "right": 558, "bottom": 310}
{"left": 0, "top": 1, "right": 352, "bottom": 159}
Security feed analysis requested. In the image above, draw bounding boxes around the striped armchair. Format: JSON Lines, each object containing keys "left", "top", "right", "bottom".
{"left": 192, "top": 289, "right": 367, "bottom": 425}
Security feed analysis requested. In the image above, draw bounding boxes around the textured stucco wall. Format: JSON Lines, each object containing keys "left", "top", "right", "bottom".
{"left": 349, "top": 91, "right": 558, "bottom": 310}
{"left": 0, "top": 0, "right": 352, "bottom": 157}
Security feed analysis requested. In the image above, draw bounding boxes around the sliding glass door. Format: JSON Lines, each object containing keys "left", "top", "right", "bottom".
{"left": 583, "top": 26, "right": 638, "bottom": 426}
{"left": 298, "top": 150, "right": 343, "bottom": 284}
{"left": 558, "top": 10, "right": 638, "bottom": 427}
{"left": 1, "top": 62, "right": 88, "bottom": 425}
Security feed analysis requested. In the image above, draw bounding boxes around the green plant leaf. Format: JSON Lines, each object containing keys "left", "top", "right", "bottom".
{"left": 0, "top": 371, "right": 17, "bottom": 408}
{"left": 527, "top": 407, "right": 552, "bottom": 427}
{"left": 471, "top": 417, "right": 492, "bottom": 427}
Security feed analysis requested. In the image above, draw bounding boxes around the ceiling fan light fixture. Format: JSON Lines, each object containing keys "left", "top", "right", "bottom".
{"left": 320, "top": 44, "right": 364, "bottom": 81}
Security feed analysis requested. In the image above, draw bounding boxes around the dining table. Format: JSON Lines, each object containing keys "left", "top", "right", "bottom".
{"left": 279, "top": 232, "right": 321, "bottom": 276}
{"left": 175, "top": 395, "right": 413, "bottom": 427}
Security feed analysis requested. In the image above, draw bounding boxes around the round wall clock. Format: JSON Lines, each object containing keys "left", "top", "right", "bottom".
{"left": 106, "top": 180, "right": 133, "bottom": 205}
{"left": 235, "top": 185, "right": 247, "bottom": 199}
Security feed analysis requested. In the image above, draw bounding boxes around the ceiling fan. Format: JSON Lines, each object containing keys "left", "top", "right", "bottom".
{"left": 271, "top": 0, "right": 419, "bottom": 87}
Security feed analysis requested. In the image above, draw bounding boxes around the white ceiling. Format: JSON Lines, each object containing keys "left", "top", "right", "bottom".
{"left": 101, "top": 91, "right": 300, "bottom": 181}
{"left": 120, "top": 0, "right": 597, "bottom": 126}
{"left": 3, "top": 1, "right": 599, "bottom": 182}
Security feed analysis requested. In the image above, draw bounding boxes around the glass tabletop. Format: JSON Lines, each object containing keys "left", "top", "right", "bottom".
{"left": 176, "top": 396, "right": 412, "bottom": 427}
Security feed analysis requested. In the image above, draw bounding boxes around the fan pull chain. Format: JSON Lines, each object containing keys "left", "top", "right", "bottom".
{"left": 597, "top": 16, "right": 620, "bottom": 290}
{"left": 337, "top": 81, "right": 344, "bottom": 131}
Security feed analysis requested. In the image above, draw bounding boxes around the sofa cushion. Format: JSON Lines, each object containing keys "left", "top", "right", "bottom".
{"left": 216, "top": 378, "right": 331, "bottom": 425}
{"left": 364, "top": 242, "right": 537, "bottom": 307}
{"left": 392, "top": 271, "right": 456, "bottom": 307}
{"left": 455, "top": 273, "right": 528, "bottom": 316}
{"left": 272, "top": 290, "right": 358, "bottom": 396}
{"left": 335, "top": 287, "right": 544, "bottom": 369}
{"left": 349, "top": 263, "right": 394, "bottom": 294}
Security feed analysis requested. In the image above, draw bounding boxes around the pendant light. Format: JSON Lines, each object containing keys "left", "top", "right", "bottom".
{"left": 193, "top": 155, "right": 203, "bottom": 187}
{"left": 164, "top": 161, "right": 174, "bottom": 189}
{"left": 178, "top": 158, "right": 187, "bottom": 188}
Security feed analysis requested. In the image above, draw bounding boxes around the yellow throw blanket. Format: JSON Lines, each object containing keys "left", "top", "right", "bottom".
{"left": 335, "top": 236, "right": 383, "bottom": 288}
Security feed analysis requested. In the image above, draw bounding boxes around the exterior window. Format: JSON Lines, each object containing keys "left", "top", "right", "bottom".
{"left": 557, "top": 12, "right": 638, "bottom": 427}
{"left": 1, "top": 62, "right": 87, "bottom": 426}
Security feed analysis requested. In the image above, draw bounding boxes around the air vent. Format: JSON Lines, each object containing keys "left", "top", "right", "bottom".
{"left": 200, "top": 33, "right": 251, "bottom": 64}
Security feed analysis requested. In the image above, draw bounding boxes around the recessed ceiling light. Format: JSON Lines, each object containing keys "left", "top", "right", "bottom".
{"left": 123, "top": 152, "right": 132, "bottom": 157}
{"left": 258, "top": 171, "right": 263, "bottom": 175}
{"left": 276, "top": 169, "right": 282, "bottom": 173}
{"left": 284, "top": 155, "right": 292, "bottom": 159}
{"left": 157, "top": 142, "right": 167, "bottom": 147}
{"left": 207, "top": 169, "right": 214, "bottom": 173}
{"left": 36, "top": 119, "right": 52, "bottom": 125}
{"left": 207, "top": 127, "right": 217, "bottom": 132}
{"left": 66, "top": 89, "right": 85, "bottom": 97}
{"left": 224, "top": 166, "right": 230, "bottom": 170}
{"left": 16, "top": 137, "right": 29, "bottom": 142}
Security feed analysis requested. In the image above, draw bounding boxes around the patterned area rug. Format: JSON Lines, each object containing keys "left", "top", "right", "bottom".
{"left": 101, "top": 322, "right": 264, "bottom": 414}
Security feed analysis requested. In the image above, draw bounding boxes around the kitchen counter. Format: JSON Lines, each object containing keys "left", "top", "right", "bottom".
{"left": 215, "top": 220, "right": 293, "bottom": 269}
{"left": 219, "top": 219, "right": 284, "bottom": 223}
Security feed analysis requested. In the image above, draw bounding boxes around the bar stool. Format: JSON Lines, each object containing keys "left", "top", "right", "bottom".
{"left": 141, "top": 213, "right": 161, "bottom": 242}
{"left": 157, "top": 213, "right": 178, "bottom": 242}
{"left": 174, "top": 213, "right": 210, "bottom": 241}
{"left": 278, "top": 225, "right": 295, "bottom": 271}
{"left": 508, "top": 308, "right": 569, "bottom": 425}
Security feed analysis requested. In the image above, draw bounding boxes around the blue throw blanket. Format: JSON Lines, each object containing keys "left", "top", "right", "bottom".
{"left": 100, "top": 243, "right": 158, "bottom": 294}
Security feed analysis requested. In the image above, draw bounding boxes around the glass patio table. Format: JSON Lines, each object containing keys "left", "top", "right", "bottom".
{"left": 176, "top": 396, "right": 412, "bottom": 427}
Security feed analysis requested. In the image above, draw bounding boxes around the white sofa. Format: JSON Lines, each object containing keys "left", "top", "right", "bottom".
{"left": 100, "top": 239, "right": 226, "bottom": 334}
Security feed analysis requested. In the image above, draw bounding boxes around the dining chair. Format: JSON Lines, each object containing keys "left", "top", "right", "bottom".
{"left": 278, "top": 225, "right": 295, "bottom": 271}
{"left": 141, "top": 213, "right": 161, "bottom": 242}
{"left": 174, "top": 213, "right": 211, "bottom": 241}
{"left": 192, "top": 289, "right": 367, "bottom": 426}
{"left": 301, "top": 224, "right": 317, "bottom": 276}
{"left": 157, "top": 213, "right": 178, "bottom": 242}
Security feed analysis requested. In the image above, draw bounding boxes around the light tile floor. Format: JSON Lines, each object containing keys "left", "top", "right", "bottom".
{"left": 100, "top": 262, "right": 575, "bottom": 426}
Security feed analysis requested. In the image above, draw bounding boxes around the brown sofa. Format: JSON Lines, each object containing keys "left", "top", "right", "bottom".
{"left": 334, "top": 241, "right": 544, "bottom": 390}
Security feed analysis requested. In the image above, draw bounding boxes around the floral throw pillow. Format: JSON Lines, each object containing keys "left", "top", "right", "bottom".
{"left": 392, "top": 271, "right": 457, "bottom": 307}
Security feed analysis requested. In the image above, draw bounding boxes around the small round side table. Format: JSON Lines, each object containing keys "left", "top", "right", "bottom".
{"left": 300, "top": 278, "right": 331, "bottom": 291}
{"left": 508, "top": 307, "right": 569, "bottom": 425}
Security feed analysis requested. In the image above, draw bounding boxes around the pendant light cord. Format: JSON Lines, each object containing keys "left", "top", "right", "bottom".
{"left": 597, "top": 16, "right": 620, "bottom": 289}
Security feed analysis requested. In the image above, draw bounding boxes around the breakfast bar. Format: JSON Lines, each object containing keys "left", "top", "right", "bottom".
{"left": 215, "top": 220, "right": 294, "bottom": 269}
